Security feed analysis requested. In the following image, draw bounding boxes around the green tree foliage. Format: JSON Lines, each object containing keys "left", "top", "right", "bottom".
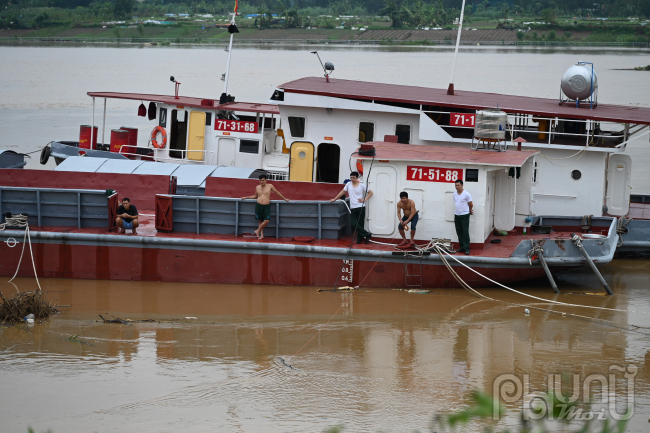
{"left": 113, "top": 0, "right": 134, "bottom": 20}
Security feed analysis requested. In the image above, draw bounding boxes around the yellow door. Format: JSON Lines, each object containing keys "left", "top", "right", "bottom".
{"left": 187, "top": 111, "right": 206, "bottom": 161}
{"left": 289, "top": 142, "right": 314, "bottom": 182}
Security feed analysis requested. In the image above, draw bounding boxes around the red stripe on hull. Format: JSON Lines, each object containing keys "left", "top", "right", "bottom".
{"left": 1, "top": 243, "right": 549, "bottom": 288}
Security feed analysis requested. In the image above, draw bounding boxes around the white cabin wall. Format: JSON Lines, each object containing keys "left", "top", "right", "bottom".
{"left": 531, "top": 150, "right": 607, "bottom": 217}
{"left": 279, "top": 106, "right": 425, "bottom": 183}
{"left": 365, "top": 162, "right": 489, "bottom": 244}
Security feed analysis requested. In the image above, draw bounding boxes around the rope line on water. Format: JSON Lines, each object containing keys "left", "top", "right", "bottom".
{"left": 427, "top": 243, "right": 650, "bottom": 335}
{"left": 428, "top": 241, "right": 650, "bottom": 316}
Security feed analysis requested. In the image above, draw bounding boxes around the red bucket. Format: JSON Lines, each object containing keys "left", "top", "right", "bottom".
{"left": 110, "top": 129, "right": 129, "bottom": 153}
{"left": 120, "top": 126, "right": 138, "bottom": 158}
{"left": 79, "top": 125, "right": 98, "bottom": 150}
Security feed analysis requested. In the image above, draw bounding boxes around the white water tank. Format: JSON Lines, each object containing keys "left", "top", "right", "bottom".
{"left": 561, "top": 63, "right": 598, "bottom": 101}
{"left": 474, "top": 109, "right": 507, "bottom": 140}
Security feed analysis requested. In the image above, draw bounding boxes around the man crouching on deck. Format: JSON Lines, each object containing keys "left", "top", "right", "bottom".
{"left": 116, "top": 197, "right": 139, "bottom": 235}
{"left": 241, "top": 173, "right": 289, "bottom": 240}
{"left": 397, "top": 191, "right": 418, "bottom": 247}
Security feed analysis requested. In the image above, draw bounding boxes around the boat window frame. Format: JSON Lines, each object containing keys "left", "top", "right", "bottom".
{"left": 358, "top": 121, "right": 375, "bottom": 143}
{"left": 288, "top": 115, "right": 306, "bottom": 138}
{"left": 159, "top": 107, "right": 167, "bottom": 128}
{"left": 395, "top": 123, "right": 411, "bottom": 144}
{"left": 239, "top": 139, "right": 260, "bottom": 154}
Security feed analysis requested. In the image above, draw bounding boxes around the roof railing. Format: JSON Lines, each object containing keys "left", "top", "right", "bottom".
{"left": 118, "top": 147, "right": 217, "bottom": 165}
{"left": 422, "top": 110, "right": 631, "bottom": 149}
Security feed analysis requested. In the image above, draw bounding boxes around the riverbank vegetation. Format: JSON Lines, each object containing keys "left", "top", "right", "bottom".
{"left": 1, "top": 0, "right": 649, "bottom": 45}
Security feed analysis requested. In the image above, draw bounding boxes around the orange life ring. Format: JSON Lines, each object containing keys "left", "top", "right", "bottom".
{"left": 356, "top": 159, "right": 364, "bottom": 175}
{"left": 150, "top": 126, "right": 167, "bottom": 149}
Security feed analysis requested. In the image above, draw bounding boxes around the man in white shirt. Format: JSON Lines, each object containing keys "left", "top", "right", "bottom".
{"left": 330, "top": 171, "right": 374, "bottom": 244}
{"left": 453, "top": 179, "right": 473, "bottom": 255}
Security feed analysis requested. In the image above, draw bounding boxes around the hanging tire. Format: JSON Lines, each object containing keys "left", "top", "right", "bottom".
{"left": 40, "top": 145, "right": 51, "bottom": 165}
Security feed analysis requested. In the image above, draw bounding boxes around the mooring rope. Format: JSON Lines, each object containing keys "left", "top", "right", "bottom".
{"left": 616, "top": 217, "right": 632, "bottom": 247}
{"left": 2, "top": 216, "right": 42, "bottom": 291}
{"left": 429, "top": 241, "right": 650, "bottom": 316}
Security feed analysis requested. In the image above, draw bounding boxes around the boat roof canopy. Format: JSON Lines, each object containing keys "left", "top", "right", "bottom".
{"left": 358, "top": 142, "right": 538, "bottom": 167}
{"left": 87, "top": 92, "right": 280, "bottom": 115}
{"left": 279, "top": 77, "right": 650, "bottom": 125}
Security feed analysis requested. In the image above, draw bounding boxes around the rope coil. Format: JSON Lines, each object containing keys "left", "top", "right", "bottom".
{"left": 616, "top": 217, "right": 632, "bottom": 247}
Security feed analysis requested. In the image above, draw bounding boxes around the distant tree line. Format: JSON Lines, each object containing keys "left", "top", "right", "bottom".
{"left": 2, "top": 0, "right": 650, "bottom": 29}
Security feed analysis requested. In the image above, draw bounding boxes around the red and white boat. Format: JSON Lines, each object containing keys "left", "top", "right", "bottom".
{"left": 1, "top": 141, "right": 619, "bottom": 290}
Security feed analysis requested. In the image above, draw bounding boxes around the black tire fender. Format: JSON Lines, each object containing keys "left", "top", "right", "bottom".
{"left": 40, "top": 145, "right": 51, "bottom": 165}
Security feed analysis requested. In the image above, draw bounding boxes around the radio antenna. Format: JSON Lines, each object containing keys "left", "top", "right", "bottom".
{"left": 311, "top": 51, "right": 335, "bottom": 82}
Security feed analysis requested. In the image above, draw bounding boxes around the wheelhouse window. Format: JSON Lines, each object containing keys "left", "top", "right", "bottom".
{"left": 288, "top": 116, "right": 306, "bottom": 138}
{"left": 395, "top": 124, "right": 411, "bottom": 144}
{"left": 239, "top": 139, "right": 260, "bottom": 154}
{"left": 159, "top": 108, "right": 167, "bottom": 127}
{"left": 359, "top": 122, "right": 374, "bottom": 143}
{"left": 465, "top": 169, "right": 479, "bottom": 182}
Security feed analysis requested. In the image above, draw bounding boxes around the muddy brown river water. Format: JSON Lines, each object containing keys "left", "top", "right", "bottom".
{"left": 1, "top": 257, "right": 649, "bottom": 432}
{"left": 1, "top": 44, "right": 650, "bottom": 432}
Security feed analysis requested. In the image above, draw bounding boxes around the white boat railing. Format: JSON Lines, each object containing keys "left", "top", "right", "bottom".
{"left": 421, "top": 110, "right": 632, "bottom": 147}
{"left": 118, "top": 147, "right": 217, "bottom": 165}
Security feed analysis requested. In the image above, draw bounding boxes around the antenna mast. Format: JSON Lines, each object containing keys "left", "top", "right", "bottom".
{"left": 221, "top": 0, "right": 240, "bottom": 103}
{"left": 447, "top": 0, "right": 466, "bottom": 95}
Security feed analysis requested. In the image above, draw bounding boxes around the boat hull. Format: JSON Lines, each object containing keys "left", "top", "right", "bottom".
{"left": 0, "top": 230, "right": 610, "bottom": 289}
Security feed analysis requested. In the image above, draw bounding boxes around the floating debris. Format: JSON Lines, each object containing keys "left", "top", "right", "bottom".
{"left": 407, "top": 289, "right": 430, "bottom": 294}
{"left": 98, "top": 314, "right": 131, "bottom": 325}
{"left": 0, "top": 290, "right": 59, "bottom": 324}
{"left": 278, "top": 357, "right": 299, "bottom": 371}
{"left": 63, "top": 334, "right": 93, "bottom": 345}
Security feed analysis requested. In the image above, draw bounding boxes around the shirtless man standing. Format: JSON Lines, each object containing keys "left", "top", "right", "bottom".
{"left": 397, "top": 191, "right": 418, "bottom": 247}
{"left": 241, "top": 173, "right": 289, "bottom": 240}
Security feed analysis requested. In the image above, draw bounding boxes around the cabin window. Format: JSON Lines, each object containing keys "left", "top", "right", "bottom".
{"left": 240, "top": 139, "right": 260, "bottom": 154}
{"left": 205, "top": 112, "right": 212, "bottom": 126}
{"left": 288, "top": 116, "right": 306, "bottom": 138}
{"left": 465, "top": 169, "right": 479, "bottom": 182}
{"left": 359, "top": 122, "right": 374, "bottom": 143}
{"left": 571, "top": 169, "right": 582, "bottom": 180}
{"left": 395, "top": 124, "right": 411, "bottom": 144}
{"left": 532, "top": 161, "right": 538, "bottom": 184}
{"left": 159, "top": 108, "right": 167, "bottom": 128}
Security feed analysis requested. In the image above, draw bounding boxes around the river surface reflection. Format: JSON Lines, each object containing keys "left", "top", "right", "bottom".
{"left": 1, "top": 257, "right": 649, "bottom": 432}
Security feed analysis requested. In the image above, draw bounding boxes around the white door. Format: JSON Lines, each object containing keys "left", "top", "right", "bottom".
{"left": 368, "top": 166, "right": 397, "bottom": 236}
{"left": 606, "top": 154, "right": 632, "bottom": 216}
{"left": 217, "top": 138, "right": 236, "bottom": 167}
{"left": 494, "top": 169, "right": 516, "bottom": 231}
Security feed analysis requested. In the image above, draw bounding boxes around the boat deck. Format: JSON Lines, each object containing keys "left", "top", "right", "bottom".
{"left": 625, "top": 202, "right": 650, "bottom": 220}
{"left": 23, "top": 209, "right": 590, "bottom": 260}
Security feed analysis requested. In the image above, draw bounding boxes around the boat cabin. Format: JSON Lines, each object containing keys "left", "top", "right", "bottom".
{"left": 84, "top": 92, "right": 290, "bottom": 179}
{"left": 272, "top": 77, "right": 646, "bottom": 219}
{"left": 357, "top": 142, "right": 538, "bottom": 246}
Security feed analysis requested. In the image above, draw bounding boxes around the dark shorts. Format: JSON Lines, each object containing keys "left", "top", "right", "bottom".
{"left": 123, "top": 220, "right": 134, "bottom": 229}
{"left": 255, "top": 203, "right": 271, "bottom": 221}
{"left": 400, "top": 212, "right": 418, "bottom": 231}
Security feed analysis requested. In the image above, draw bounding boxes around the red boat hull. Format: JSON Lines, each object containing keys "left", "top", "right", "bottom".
{"left": 0, "top": 241, "right": 549, "bottom": 288}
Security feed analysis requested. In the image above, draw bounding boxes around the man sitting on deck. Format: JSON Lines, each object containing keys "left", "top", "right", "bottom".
{"left": 241, "top": 173, "right": 290, "bottom": 240}
{"left": 397, "top": 191, "right": 418, "bottom": 247}
{"left": 116, "top": 197, "right": 139, "bottom": 235}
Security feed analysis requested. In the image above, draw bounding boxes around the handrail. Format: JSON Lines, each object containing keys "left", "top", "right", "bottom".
{"left": 422, "top": 110, "right": 627, "bottom": 145}
{"left": 118, "top": 147, "right": 216, "bottom": 165}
